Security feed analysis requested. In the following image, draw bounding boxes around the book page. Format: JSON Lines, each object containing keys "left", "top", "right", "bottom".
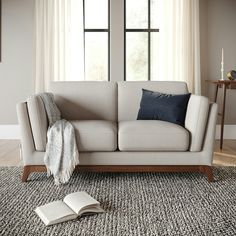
{"left": 35, "top": 200, "right": 77, "bottom": 226}
{"left": 64, "top": 192, "right": 100, "bottom": 215}
{"left": 79, "top": 206, "right": 105, "bottom": 216}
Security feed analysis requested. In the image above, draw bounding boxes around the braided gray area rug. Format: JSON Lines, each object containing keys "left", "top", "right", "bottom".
{"left": 0, "top": 167, "right": 236, "bottom": 236}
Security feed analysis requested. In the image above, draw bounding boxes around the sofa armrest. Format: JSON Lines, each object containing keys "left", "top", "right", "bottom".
{"left": 185, "top": 95, "right": 210, "bottom": 152}
{"left": 201, "top": 103, "right": 218, "bottom": 158}
{"left": 26, "top": 95, "right": 48, "bottom": 151}
{"left": 16, "top": 102, "right": 36, "bottom": 164}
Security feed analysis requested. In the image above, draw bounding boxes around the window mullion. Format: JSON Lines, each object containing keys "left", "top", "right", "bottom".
{"left": 110, "top": 0, "right": 125, "bottom": 81}
{"left": 83, "top": 0, "right": 110, "bottom": 81}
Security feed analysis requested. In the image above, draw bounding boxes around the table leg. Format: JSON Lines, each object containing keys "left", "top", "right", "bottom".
{"left": 220, "top": 84, "right": 227, "bottom": 149}
{"left": 214, "top": 84, "right": 219, "bottom": 103}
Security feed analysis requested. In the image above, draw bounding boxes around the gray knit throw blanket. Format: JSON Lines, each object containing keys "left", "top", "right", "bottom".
{"left": 39, "top": 93, "right": 79, "bottom": 185}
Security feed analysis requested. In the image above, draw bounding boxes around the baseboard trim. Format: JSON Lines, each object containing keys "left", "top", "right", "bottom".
{"left": 215, "top": 125, "right": 236, "bottom": 140}
{"left": 0, "top": 124, "right": 235, "bottom": 140}
{"left": 0, "top": 125, "right": 20, "bottom": 139}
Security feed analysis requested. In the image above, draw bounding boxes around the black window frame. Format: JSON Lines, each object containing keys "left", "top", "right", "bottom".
{"left": 124, "top": 0, "right": 159, "bottom": 81}
{"left": 83, "top": 0, "right": 110, "bottom": 81}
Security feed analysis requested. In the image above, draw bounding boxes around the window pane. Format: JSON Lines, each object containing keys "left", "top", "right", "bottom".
{"left": 151, "top": 32, "right": 159, "bottom": 80}
{"left": 67, "top": 0, "right": 84, "bottom": 81}
{"left": 85, "top": 32, "right": 108, "bottom": 81}
{"left": 151, "top": 0, "right": 159, "bottom": 29}
{"left": 85, "top": 0, "right": 108, "bottom": 29}
{"left": 126, "top": 32, "right": 148, "bottom": 81}
{"left": 126, "top": 0, "right": 148, "bottom": 29}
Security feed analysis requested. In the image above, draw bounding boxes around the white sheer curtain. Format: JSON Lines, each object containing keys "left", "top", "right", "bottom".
{"left": 157, "top": 0, "right": 201, "bottom": 94}
{"left": 35, "top": 0, "right": 84, "bottom": 93}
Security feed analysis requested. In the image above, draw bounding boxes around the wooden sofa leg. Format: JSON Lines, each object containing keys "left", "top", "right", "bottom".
{"left": 202, "top": 166, "right": 214, "bottom": 182}
{"left": 22, "top": 166, "right": 31, "bottom": 182}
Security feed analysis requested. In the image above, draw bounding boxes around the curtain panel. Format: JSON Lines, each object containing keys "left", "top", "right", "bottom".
{"left": 35, "top": 0, "right": 84, "bottom": 92}
{"left": 157, "top": 0, "right": 201, "bottom": 94}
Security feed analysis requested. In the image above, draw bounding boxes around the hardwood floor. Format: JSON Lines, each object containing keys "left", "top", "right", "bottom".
{"left": 0, "top": 140, "right": 22, "bottom": 166}
{"left": 0, "top": 139, "right": 235, "bottom": 167}
{"left": 213, "top": 140, "right": 236, "bottom": 166}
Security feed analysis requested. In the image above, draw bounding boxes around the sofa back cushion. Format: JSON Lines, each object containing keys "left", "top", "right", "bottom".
{"left": 50, "top": 82, "right": 118, "bottom": 121}
{"left": 118, "top": 81, "right": 189, "bottom": 121}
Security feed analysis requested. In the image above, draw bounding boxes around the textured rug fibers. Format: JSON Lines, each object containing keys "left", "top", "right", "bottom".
{"left": 0, "top": 167, "right": 236, "bottom": 236}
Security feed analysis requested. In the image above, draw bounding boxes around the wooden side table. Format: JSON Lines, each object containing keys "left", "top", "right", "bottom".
{"left": 206, "top": 80, "right": 236, "bottom": 149}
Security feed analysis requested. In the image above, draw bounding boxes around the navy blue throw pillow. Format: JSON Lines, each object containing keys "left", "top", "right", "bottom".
{"left": 137, "top": 89, "right": 191, "bottom": 126}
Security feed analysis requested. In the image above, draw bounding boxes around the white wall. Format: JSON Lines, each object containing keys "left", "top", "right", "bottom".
{"left": 0, "top": 0, "right": 35, "bottom": 124}
{"left": 200, "top": 0, "right": 236, "bottom": 124}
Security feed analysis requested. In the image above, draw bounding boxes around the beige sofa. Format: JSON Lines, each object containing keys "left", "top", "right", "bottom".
{"left": 17, "top": 81, "right": 218, "bottom": 182}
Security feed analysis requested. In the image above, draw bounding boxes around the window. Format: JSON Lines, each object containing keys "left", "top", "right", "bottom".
{"left": 84, "top": 0, "right": 110, "bottom": 81}
{"left": 125, "top": 0, "right": 159, "bottom": 81}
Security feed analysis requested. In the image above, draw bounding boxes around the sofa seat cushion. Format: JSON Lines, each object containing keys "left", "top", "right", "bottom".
{"left": 118, "top": 120, "right": 189, "bottom": 151}
{"left": 71, "top": 120, "right": 117, "bottom": 152}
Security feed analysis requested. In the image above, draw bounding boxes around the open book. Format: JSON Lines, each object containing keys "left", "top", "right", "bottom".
{"left": 35, "top": 191, "right": 104, "bottom": 226}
